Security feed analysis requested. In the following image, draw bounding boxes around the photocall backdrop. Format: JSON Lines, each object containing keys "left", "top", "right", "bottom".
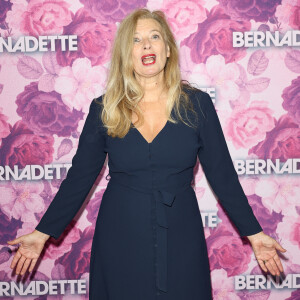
{"left": 0, "top": 0, "right": 299, "bottom": 299}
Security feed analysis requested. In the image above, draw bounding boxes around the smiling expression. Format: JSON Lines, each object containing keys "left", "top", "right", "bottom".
{"left": 132, "top": 18, "right": 170, "bottom": 79}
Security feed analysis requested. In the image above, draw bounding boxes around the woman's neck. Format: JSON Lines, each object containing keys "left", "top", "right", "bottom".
{"left": 135, "top": 72, "right": 166, "bottom": 103}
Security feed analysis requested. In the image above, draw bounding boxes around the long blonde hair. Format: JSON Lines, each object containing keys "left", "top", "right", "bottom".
{"left": 97, "top": 8, "right": 197, "bottom": 138}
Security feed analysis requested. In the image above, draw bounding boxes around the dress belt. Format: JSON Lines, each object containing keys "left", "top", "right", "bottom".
{"left": 108, "top": 176, "right": 193, "bottom": 293}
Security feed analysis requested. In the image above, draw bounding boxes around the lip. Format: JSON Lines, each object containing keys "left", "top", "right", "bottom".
{"left": 141, "top": 53, "right": 156, "bottom": 65}
{"left": 141, "top": 53, "right": 156, "bottom": 59}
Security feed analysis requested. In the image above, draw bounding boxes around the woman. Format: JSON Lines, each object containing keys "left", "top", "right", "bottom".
{"left": 7, "top": 8, "right": 286, "bottom": 300}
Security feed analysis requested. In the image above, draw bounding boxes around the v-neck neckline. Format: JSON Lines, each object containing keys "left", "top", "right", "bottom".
{"left": 132, "top": 120, "right": 169, "bottom": 145}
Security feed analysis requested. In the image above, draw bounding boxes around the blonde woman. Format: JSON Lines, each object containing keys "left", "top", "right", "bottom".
{"left": 8, "top": 8, "right": 286, "bottom": 300}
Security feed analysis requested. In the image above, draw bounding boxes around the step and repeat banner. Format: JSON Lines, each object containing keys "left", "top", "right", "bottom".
{"left": 0, "top": 0, "right": 299, "bottom": 299}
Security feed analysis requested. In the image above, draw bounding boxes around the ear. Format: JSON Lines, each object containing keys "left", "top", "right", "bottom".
{"left": 167, "top": 44, "right": 170, "bottom": 58}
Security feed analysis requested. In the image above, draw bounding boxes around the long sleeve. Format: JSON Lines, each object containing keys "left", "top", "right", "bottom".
{"left": 196, "top": 91, "right": 263, "bottom": 237}
{"left": 35, "top": 96, "right": 107, "bottom": 240}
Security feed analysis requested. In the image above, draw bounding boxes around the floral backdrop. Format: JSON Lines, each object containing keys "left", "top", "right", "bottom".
{"left": 0, "top": 0, "right": 299, "bottom": 299}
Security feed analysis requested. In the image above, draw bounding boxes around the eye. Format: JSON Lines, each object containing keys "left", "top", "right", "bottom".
{"left": 152, "top": 34, "right": 160, "bottom": 39}
{"left": 133, "top": 37, "right": 140, "bottom": 43}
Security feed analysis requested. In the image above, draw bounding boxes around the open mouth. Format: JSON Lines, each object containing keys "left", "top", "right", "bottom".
{"left": 141, "top": 54, "right": 156, "bottom": 65}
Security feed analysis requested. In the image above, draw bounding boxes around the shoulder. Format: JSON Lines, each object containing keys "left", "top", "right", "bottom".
{"left": 91, "top": 94, "right": 104, "bottom": 112}
{"left": 83, "top": 95, "right": 106, "bottom": 132}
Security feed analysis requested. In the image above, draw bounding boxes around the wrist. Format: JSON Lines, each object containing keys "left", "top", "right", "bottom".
{"left": 247, "top": 230, "right": 264, "bottom": 242}
{"left": 33, "top": 230, "right": 50, "bottom": 242}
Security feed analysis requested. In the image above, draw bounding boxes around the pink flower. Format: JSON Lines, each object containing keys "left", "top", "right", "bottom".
{"left": 254, "top": 175, "right": 300, "bottom": 216}
{"left": 275, "top": 0, "right": 298, "bottom": 31}
{"left": 277, "top": 214, "right": 300, "bottom": 249}
{"left": 161, "top": 0, "right": 207, "bottom": 41}
{"left": 56, "top": 8, "right": 116, "bottom": 67}
{"left": 289, "top": 1, "right": 300, "bottom": 29}
{"left": 224, "top": 101, "right": 275, "bottom": 149}
{"left": 20, "top": 0, "right": 72, "bottom": 36}
{"left": 0, "top": 181, "right": 44, "bottom": 222}
{"left": 0, "top": 108, "right": 11, "bottom": 147}
{"left": 189, "top": 55, "right": 241, "bottom": 102}
{"left": 15, "top": 82, "right": 83, "bottom": 137}
{"left": 211, "top": 269, "right": 240, "bottom": 300}
{"left": 249, "top": 114, "right": 300, "bottom": 161}
{"left": 182, "top": 5, "right": 250, "bottom": 64}
{"left": 79, "top": 0, "right": 147, "bottom": 23}
{"left": 54, "top": 57, "right": 107, "bottom": 113}
{"left": 5, "top": 0, "right": 28, "bottom": 36}
{"left": 0, "top": 120, "right": 54, "bottom": 168}
{"left": 206, "top": 225, "right": 252, "bottom": 276}
{"left": 217, "top": 0, "right": 281, "bottom": 22}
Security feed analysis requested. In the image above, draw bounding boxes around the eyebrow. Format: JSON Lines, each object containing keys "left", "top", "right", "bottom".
{"left": 134, "top": 29, "right": 161, "bottom": 34}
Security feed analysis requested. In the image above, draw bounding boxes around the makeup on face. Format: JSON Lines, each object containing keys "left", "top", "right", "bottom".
{"left": 141, "top": 54, "right": 156, "bottom": 65}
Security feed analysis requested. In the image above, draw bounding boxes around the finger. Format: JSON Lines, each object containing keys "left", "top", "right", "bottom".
{"left": 29, "top": 258, "right": 38, "bottom": 272}
{"left": 273, "top": 254, "right": 284, "bottom": 273}
{"left": 10, "top": 251, "right": 21, "bottom": 269}
{"left": 7, "top": 236, "right": 22, "bottom": 245}
{"left": 257, "top": 259, "right": 268, "bottom": 273}
{"left": 15, "top": 256, "right": 26, "bottom": 275}
{"left": 274, "top": 241, "right": 287, "bottom": 253}
{"left": 265, "top": 260, "right": 277, "bottom": 276}
{"left": 20, "top": 258, "right": 31, "bottom": 275}
{"left": 269, "top": 258, "right": 281, "bottom": 275}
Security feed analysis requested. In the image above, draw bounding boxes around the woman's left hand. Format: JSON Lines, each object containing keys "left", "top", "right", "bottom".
{"left": 247, "top": 231, "right": 287, "bottom": 276}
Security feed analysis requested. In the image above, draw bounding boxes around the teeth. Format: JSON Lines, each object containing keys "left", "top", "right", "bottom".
{"left": 142, "top": 55, "right": 155, "bottom": 60}
{"left": 142, "top": 55, "right": 156, "bottom": 64}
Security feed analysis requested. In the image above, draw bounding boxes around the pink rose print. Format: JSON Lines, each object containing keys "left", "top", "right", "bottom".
{"left": 277, "top": 214, "right": 300, "bottom": 249}
{"left": 16, "top": 82, "right": 83, "bottom": 137}
{"left": 182, "top": 5, "right": 251, "bottom": 64}
{"left": 282, "top": 76, "right": 300, "bottom": 125}
{"left": 249, "top": 114, "right": 300, "bottom": 161}
{"left": 20, "top": 0, "right": 73, "bottom": 36}
{"left": 206, "top": 224, "right": 252, "bottom": 276}
{"left": 0, "top": 108, "right": 11, "bottom": 147}
{"left": 211, "top": 269, "right": 240, "bottom": 300}
{"left": 0, "top": 120, "right": 54, "bottom": 168}
{"left": 289, "top": 2, "right": 300, "bottom": 29}
{"left": 56, "top": 8, "right": 116, "bottom": 67}
{"left": 161, "top": 0, "right": 207, "bottom": 41}
{"left": 79, "top": 0, "right": 147, "bottom": 23}
{"left": 217, "top": 0, "right": 281, "bottom": 22}
{"left": 224, "top": 101, "right": 275, "bottom": 149}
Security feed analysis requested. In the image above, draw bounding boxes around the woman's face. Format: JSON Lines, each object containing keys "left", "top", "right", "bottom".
{"left": 131, "top": 18, "right": 170, "bottom": 80}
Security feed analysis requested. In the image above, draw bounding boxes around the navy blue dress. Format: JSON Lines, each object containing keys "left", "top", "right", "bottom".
{"left": 35, "top": 86, "right": 263, "bottom": 300}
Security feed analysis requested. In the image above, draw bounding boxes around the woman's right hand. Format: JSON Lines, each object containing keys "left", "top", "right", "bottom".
{"left": 7, "top": 230, "right": 50, "bottom": 275}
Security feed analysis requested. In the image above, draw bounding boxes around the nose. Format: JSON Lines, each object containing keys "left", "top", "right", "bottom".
{"left": 143, "top": 38, "right": 151, "bottom": 49}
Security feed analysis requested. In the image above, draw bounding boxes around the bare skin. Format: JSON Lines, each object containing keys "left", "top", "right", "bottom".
{"left": 131, "top": 18, "right": 170, "bottom": 143}
{"left": 7, "top": 18, "right": 287, "bottom": 278}
{"left": 247, "top": 231, "right": 286, "bottom": 276}
{"left": 7, "top": 230, "right": 50, "bottom": 275}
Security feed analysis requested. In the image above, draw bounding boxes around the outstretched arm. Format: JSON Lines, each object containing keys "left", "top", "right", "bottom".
{"left": 195, "top": 90, "right": 286, "bottom": 275}
{"left": 35, "top": 96, "right": 107, "bottom": 240}
{"left": 196, "top": 91, "right": 262, "bottom": 237}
